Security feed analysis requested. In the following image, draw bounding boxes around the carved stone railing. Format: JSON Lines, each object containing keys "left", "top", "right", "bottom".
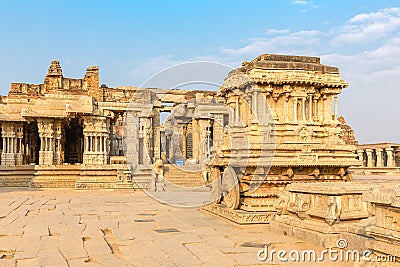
{"left": 363, "top": 187, "right": 400, "bottom": 261}
{"left": 275, "top": 182, "right": 373, "bottom": 226}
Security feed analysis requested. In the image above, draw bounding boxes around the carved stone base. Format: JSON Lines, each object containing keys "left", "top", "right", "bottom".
{"left": 271, "top": 215, "right": 344, "bottom": 248}
{"left": 75, "top": 181, "right": 116, "bottom": 190}
{"left": 31, "top": 165, "right": 81, "bottom": 188}
{"left": 241, "top": 196, "right": 278, "bottom": 212}
{"left": 1, "top": 153, "right": 16, "bottom": 166}
{"left": 75, "top": 165, "right": 118, "bottom": 190}
{"left": 114, "top": 181, "right": 135, "bottom": 190}
{"left": 202, "top": 204, "right": 273, "bottom": 224}
{"left": 366, "top": 240, "right": 400, "bottom": 265}
{"left": 0, "top": 165, "right": 35, "bottom": 187}
{"left": 272, "top": 214, "right": 374, "bottom": 251}
{"left": 39, "top": 151, "right": 55, "bottom": 165}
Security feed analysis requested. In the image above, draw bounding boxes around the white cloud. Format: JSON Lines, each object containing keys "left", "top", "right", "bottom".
{"left": 265, "top": 29, "right": 291, "bottom": 35}
{"left": 132, "top": 7, "right": 400, "bottom": 143}
{"left": 331, "top": 7, "right": 400, "bottom": 45}
{"left": 290, "top": 0, "right": 318, "bottom": 11}
{"left": 220, "top": 30, "right": 324, "bottom": 57}
{"left": 291, "top": 0, "right": 310, "bottom": 6}
{"left": 218, "top": 7, "right": 400, "bottom": 143}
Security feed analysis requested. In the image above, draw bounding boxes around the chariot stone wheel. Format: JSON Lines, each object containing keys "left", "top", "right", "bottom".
{"left": 210, "top": 168, "right": 222, "bottom": 204}
{"left": 221, "top": 166, "right": 240, "bottom": 210}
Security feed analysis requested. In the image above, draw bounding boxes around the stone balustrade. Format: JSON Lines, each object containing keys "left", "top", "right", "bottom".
{"left": 362, "top": 187, "right": 400, "bottom": 262}
{"left": 356, "top": 145, "right": 398, "bottom": 168}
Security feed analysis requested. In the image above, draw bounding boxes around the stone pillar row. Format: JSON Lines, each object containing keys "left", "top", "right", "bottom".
{"left": 1, "top": 117, "right": 113, "bottom": 166}
{"left": 1, "top": 122, "right": 24, "bottom": 166}
{"left": 37, "top": 118, "right": 56, "bottom": 165}
{"left": 82, "top": 116, "right": 109, "bottom": 165}
{"left": 288, "top": 94, "right": 336, "bottom": 123}
{"left": 85, "top": 134, "right": 107, "bottom": 152}
{"left": 40, "top": 137, "right": 54, "bottom": 151}
{"left": 356, "top": 147, "right": 396, "bottom": 168}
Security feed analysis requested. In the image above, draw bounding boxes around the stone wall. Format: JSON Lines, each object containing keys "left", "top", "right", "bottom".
{"left": 270, "top": 182, "right": 400, "bottom": 264}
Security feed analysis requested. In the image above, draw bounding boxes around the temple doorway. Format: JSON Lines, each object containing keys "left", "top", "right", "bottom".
{"left": 25, "top": 121, "right": 40, "bottom": 165}
{"left": 64, "top": 119, "right": 83, "bottom": 164}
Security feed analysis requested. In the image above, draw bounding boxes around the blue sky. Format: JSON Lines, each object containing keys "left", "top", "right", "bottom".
{"left": 0, "top": 0, "right": 399, "bottom": 143}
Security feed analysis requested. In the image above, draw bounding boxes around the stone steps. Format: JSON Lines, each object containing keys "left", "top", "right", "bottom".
{"left": 0, "top": 165, "right": 35, "bottom": 187}
{"left": 115, "top": 182, "right": 135, "bottom": 190}
{"left": 163, "top": 164, "right": 205, "bottom": 188}
{"left": 32, "top": 165, "right": 82, "bottom": 188}
{"left": 131, "top": 166, "right": 154, "bottom": 189}
{"left": 0, "top": 164, "right": 155, "bottom": 190}
{"left": 75, "top": 165, "right": 119, "bottom": 190}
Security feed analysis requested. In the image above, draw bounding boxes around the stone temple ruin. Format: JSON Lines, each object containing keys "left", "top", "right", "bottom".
{"left": 207, "top": 54, "right": 360, "bottom": 213}
{"left": 0, "top": 55, "right": 399, "bottom": 263}
{"left": 0, "top": 60, "right": 221, "bottom": 190}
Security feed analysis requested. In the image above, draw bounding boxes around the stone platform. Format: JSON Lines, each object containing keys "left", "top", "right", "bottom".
{"left": 202, "top": 204, "right": 273, "bottom": 224}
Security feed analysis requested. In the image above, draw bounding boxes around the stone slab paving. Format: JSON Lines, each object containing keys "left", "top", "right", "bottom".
{"left": 0, "top": 188, "right": 354, "bottom": 266}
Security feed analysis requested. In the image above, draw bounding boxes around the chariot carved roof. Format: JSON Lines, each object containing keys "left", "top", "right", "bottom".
{"left": 224, "top": 54, "right": 349, "bottom": 89}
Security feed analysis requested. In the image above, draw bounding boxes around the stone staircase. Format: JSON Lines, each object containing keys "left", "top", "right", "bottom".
{"left": 131, "top": 165, "right": 154, "bottom": 190}
{"left": 0, "top": 163, "right": 154, "bottom": 190}
{"left": 75, "top": 165, "right": 119, "bottom": 189}
{"left": 163, "top": 164, "right": 208, "bottom": 191}
{"left": 0, "top": 165, "right": 35, "bottom": 187}
{"left": 31, "top": 165, "right": 81, "bottom": 188}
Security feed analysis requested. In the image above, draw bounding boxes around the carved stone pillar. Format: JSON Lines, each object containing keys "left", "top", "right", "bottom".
{"left": 141, "top": 117, "right": 153, "bottom": 165}
{"left": 37, "top": 119, "right": 54, "bottom": 165}
{"left": 308, "top": 95, "right": 313, "bottom": 121}
{"left": 235, "top": 96, "right": 240, "bottom": 123}
{"left": 293, "top": 97, "right": 298, "bottom": 122}
{"left": 103, "top": 134, "right": 108, "bottom": 163}
{"left": 85, "top": 136, "right": 89, "bottom": 152}
{"left": 124, "top": 112, "right": 139, "bottom": 166}
{"left": 1, "top": 134, "right": 5, "bottom": 154}
{"left": 192, "top": 118, "right": 200, "bottom": 161}
{"left": 365, "top": 149, "right": 373, "bottom": 168}
{"left": 1, "top": 123, "right": 17, "bottom": 166}
{"left": 252, "top": 91, "right": 258, "bottom": 118}
{"left": 385, "top": 147, "right": 394, "bottom": 167}
{"left": 284, "top": 94, "right": 290, "bottom": 122}
{"left": 95, "top": 134, "right": 98, "bottom": 152}
{"left": 83, "top": 116, "right": 108, "bottom": 165}
{"left": 333, "top": 95, "right": 338, "bottom": 121}
{"left": 15, "top": 123, "right": 24, "bottom": 165}
{"left": 301, "top": 98, "right": 306, "bottom": 121}
{"left": 375, "top": 148, "right": 383, "bottom": 167}
{"left": 322, "top": 95, "right": 328, "bottom": 122}
{"left": 356, "top": 150, "right": 365, "bottom": 167}
{"left": 53, "top": 120, "right": 63, "bottom": 165}
{"left": 153, "top": 109, "right": 161, "bottom": 161}
{"left": 205, "top": 119, "right": 212, "bottom": 158}
{"left": 313, "top": 96, "right": 319, "bottom": 121}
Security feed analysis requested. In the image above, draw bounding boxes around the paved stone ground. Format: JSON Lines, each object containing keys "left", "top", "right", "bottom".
{"left": 0, "top": 188, "right": 353, "bottom": 267}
